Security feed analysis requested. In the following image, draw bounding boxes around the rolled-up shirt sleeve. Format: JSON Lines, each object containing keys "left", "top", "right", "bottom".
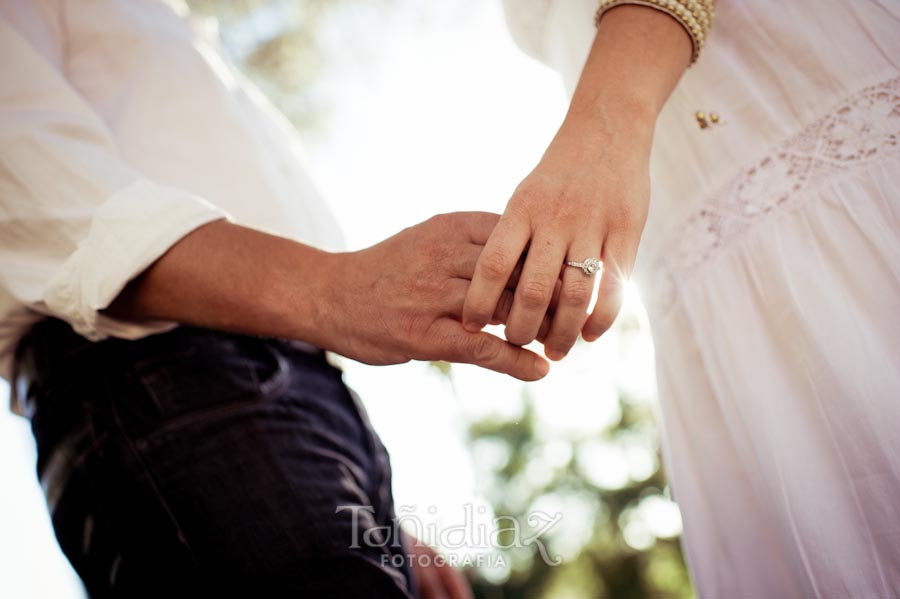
{"left": 0, "top": 15, "right": 228, "bottom": 340}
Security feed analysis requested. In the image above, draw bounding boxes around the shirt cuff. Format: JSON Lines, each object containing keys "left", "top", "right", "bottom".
{"left": 42, "top": 179, "right": 229, "bottom": 341}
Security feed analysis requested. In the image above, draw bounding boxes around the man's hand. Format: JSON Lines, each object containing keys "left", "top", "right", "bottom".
{"left": 321, "top": 212, "right": 550, "bottom": 381}
{"left": 107, "top": 213, "right": 551, "bottom": 381}
{"left": 406, "top": 536, "right": 473, "bottom": 599}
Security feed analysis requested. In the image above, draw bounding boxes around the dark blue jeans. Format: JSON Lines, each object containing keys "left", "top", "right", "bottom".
{"left": 20, "top": 318, "right": 416, "bottom": 598}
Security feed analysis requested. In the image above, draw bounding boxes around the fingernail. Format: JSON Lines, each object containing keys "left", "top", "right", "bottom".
{"left": 463, "top": 320, "right": 482, "bottom": 333}
{"left": 535, "top": 359, "right": 550, "bottom": 378}
{"left": 545, "top": 349, "right": 567, "bottom": 361}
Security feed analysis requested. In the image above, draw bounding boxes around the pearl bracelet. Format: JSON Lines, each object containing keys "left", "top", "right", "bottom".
{"left": 595, "top": 0, "right": 714, "bottom": 64}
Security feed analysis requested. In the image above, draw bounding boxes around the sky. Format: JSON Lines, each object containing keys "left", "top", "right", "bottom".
{"left": 0, "top": 2, "right": 669, "bottom": 595}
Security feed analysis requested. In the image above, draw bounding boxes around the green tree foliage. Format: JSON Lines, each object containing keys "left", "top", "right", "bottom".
{"left": 433, "top": 314, "right": 694, "bottom": 598}
{"left": 466, "top": 379, "right": 695, "bottom": 598}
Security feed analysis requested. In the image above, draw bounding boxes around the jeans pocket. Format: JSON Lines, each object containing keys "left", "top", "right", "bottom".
{"left": 134, "top": 337, "right": 290, "bottom": 424}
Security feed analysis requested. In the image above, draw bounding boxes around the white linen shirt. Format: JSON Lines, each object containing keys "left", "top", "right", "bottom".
{"left": 0, "top": 0, "right": 346, "bottom": 380}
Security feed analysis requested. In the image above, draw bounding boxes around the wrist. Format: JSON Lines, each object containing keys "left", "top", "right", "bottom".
{"left": 567, "top": 85, "right": 659, "bottom": 129}
{"left": 266, "top": 247, "right": 350, "bottom": 350}
{"left": 558, "top": 3, "right": 693, "bottom": 152}
{"left": 546, "top": 105, "right": 654, "bottom": 171}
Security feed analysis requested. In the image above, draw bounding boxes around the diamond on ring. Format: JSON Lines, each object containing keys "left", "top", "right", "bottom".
{"left": 565, "top": 257, "right": 602, "bottom": 276}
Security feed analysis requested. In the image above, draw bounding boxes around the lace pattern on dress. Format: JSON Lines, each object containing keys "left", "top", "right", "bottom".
{"left": 645, "top": 76, "right": 900, "bottom": 317}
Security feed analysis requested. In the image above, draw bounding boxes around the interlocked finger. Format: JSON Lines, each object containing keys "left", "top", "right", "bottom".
{"left": 504, "top": 233, "right": 567, "bottom": 346}
{"left": 583, "top": 231, "right": 637, "bottom": 341}
{"left": 463, "top": 211, "right": 530, "bottom": 332}
{"left": 543, "top": 241, "right": 602, "bottom": 360}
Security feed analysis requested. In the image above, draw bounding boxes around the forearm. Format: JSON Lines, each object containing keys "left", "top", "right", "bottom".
{"left": 465, "top": 5, "right": 696, "bottom": 352}
{"left": 106, "top": 213, "right": 550, "bottom": 381}
{"left": 105, "top": 219, "right": 339, "bottom": 347}
{"left": 559, "top": 4, "right": 693, "bottom": 149}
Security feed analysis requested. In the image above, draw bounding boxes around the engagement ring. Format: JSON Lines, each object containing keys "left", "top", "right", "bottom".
{"left": 565, "top": 258, "right": 602, "bottom": 276}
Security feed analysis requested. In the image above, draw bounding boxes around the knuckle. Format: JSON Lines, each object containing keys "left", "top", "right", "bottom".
{"left": 479, "top": 249, "right": 512, "bottom": 282}
{"left": 411, "top": 275, "right": 443, "bottom": 301}
{"left": 472, "top": 335, "right": 500, "bottom": 363}
{"left": 512, "top": 182, "right": 544, "bottom": 206}
{"left": 587, "top": 310, "right": 618, "bottom": 337}
{"left": 411, "top": 236, "right": 437, "bottom": 262}
{"left": 434, "top": 242, "right": 456, "bottom": 265}
{"left": 512, "top": 174, "right": 565, "bottom": 209}
{"left": 601, "top": 277, "right": 628, "bottom": 303}
{"left": 517, "top": 279, "right": 552, "bottom": 309}
{"left": 418, "top": 235, "right": 452, "bottom": 261}
{"left": 398, "top": 314, "right": 425, "bottom": 341}
{"left": 560, "top": 279, "right": 592, "bottom": 307}
{"left": 427, "top": 212, "right": 455, "bottom": 228}
{"left": 609, "top": 204, "right": 645, "bottom": 233}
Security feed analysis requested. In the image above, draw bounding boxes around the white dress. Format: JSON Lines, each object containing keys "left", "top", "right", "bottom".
{"left": 504, "top": 0, "right": 900, "bottom": 596}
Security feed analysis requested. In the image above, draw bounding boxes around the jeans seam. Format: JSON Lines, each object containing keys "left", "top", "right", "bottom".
{"left": 106, "top": 375, "right": 201, "bottom": 567}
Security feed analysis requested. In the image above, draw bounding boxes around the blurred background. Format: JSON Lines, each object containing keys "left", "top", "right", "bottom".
{"left": 0, "top": 0, "right": 693, "bottom": 597}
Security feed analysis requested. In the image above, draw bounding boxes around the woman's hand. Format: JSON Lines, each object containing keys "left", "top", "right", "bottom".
{"left": 107, "top": 9, "right": 689, "bottom": 376}
{"left": 322, "top": 212, "right": 551, "bottom": 380}
{"left": 462, "top": 4, "right": 692, "bottom": 360}
{"left": 462, "top": 117, "right": 651, "bottom": 360}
